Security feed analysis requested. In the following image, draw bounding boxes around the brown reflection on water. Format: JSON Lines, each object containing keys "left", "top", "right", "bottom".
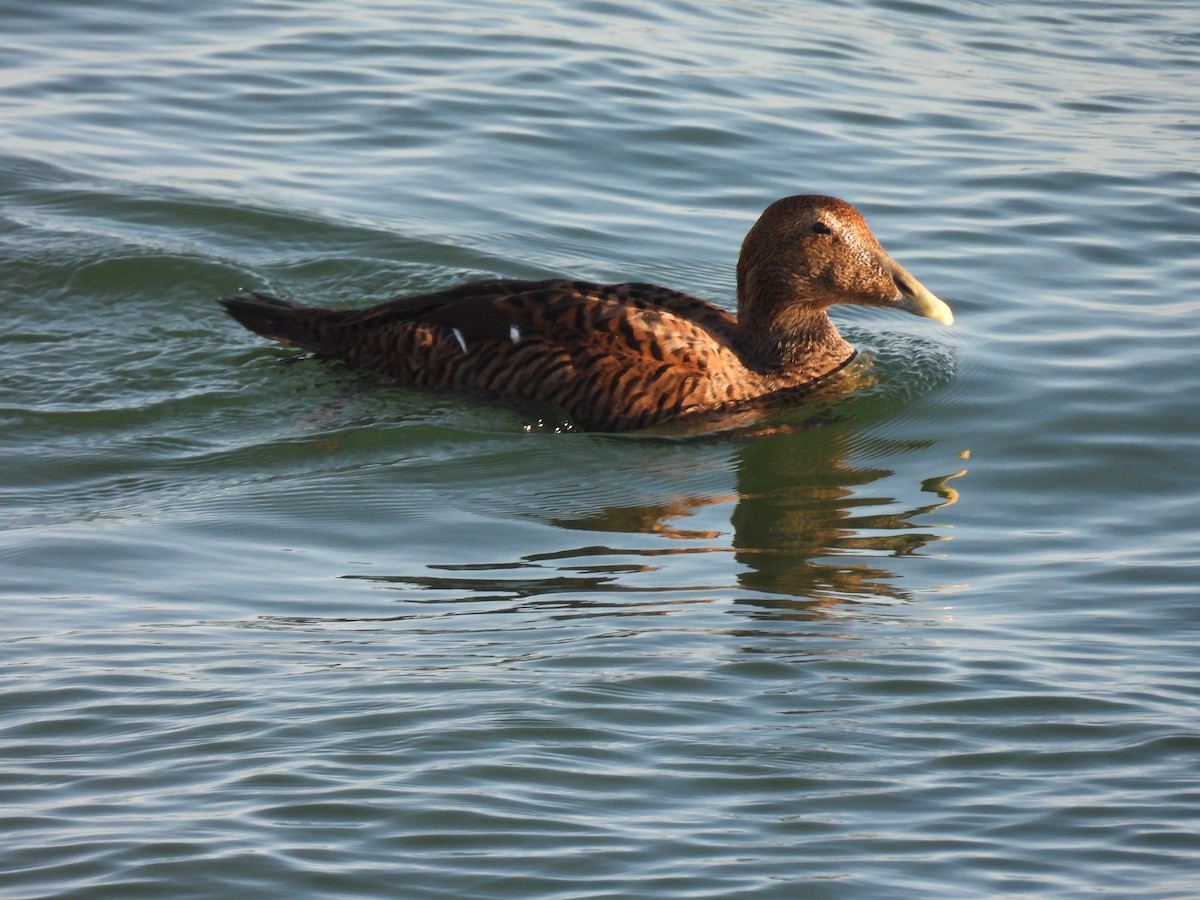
{"left": 728, "top": 432, "right": 963, "bottom": 605}
{"left": 548, "top": 430, "right": 964, "bottom": 605}
{"left": 552, "top": 493, "right": 733, "bottom": 540}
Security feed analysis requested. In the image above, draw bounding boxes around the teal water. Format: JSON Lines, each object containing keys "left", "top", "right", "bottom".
{"left": 3, "top": 1, "right": 1199, "bottom": 897}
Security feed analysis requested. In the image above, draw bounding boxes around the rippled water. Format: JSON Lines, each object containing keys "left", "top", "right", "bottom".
{"left": 3, "top": 1, "right": 1199, "bottom": 897}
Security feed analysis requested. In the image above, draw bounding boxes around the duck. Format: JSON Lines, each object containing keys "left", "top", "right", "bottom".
{"left": 219, "top": 195, "right": 952, "bottom": 432}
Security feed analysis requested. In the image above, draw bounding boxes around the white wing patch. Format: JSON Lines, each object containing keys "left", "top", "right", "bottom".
{"left": 451, "top": 327, "right": 468, "bottom": 353}
{"left": 509, "top": 325, "right": 521, "bottom": 343}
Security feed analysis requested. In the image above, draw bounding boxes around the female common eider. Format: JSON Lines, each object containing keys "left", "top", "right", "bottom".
{"left": 220, "top": 195, "right": 952, "bottom": 431}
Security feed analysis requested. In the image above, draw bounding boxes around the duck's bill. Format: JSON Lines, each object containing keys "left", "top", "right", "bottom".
{"left": 882, "top": 255, "right": 954, "bottom": 326}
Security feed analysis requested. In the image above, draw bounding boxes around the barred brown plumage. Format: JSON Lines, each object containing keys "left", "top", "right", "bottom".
{"left": 219, "top": 195, "right": 953, "bottom": 432}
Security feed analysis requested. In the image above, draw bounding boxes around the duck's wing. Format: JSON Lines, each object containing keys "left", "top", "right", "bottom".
{"left": 495, "top": 284, "right": 747, "bottom": 429}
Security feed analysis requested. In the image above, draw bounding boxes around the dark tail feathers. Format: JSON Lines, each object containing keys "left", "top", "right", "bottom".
{"left": 219, "top": 292, "right": 346, "bottom": 353}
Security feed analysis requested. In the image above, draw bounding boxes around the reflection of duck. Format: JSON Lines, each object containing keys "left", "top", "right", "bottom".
{"left": 221, "top": 196, "right": 952, "bottom": 431}
{"left": 549, "top": 433, "right": 966, "bottom": 604}
{"left": 730, "top": 432, "right": 966, "bottom": 604}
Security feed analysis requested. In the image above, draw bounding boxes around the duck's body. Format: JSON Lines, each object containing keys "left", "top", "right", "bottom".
{"left": 220, "top": 195, "right": 952, "bottom": 432}
{"left": 221, "top": 277, "right": 856, "bottom": 431}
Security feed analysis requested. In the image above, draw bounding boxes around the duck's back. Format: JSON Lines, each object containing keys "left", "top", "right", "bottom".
{"left": 220, "top": 278, "right": 752, "bottom": 431}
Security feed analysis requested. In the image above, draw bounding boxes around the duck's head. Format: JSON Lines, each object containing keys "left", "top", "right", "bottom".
{"left": 735, "top": 195, "right": 953, "bottom": 341}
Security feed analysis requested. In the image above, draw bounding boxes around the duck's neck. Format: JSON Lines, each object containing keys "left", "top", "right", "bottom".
{"left": 735, "top": 298, "right": 854, "bottom": 382}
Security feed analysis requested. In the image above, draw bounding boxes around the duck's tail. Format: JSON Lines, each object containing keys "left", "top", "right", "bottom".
{"left": 218, "top": 292, "right": 350, "bottom": 354}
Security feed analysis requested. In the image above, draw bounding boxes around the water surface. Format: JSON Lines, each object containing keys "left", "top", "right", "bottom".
{"left": 3, "top": 1, "right": 1199, "bottom": 897}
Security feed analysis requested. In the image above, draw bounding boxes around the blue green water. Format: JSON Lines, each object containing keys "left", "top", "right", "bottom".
{"left": 3, "top": 1, "right": 1199, "bottom": 897}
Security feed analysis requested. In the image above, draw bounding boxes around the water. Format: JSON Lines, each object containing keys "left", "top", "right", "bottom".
{"left": 2, "top": 0, "right": 1199, "bottom": 896}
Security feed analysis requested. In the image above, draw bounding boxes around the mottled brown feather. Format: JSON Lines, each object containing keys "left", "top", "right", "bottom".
{"left": 219, "top": 195, "right": 951, "bottom": 432}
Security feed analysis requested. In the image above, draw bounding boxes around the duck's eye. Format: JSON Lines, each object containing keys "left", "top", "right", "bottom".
{"left": 812, "top": 221, "right": 832, "bottom": 235}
